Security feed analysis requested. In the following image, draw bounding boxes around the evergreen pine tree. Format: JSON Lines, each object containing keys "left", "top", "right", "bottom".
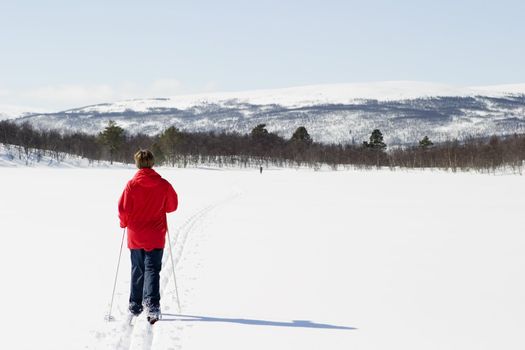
{"left": 159, "top": 126, "right": 182, "bottom": 166}
{"left": 250, "top": 124, "right": 269, "bottom": 139}
{"left": 363, "top": 129, "right": 386, "bottom": 150}
{"left": 419, "top": 136, "right": 433, "bottom": 148}
{"left": 290, "top": 126, "right": 313, "bottom": 145}
{"left": 151, "top": 142, "right": 166, "bottom": 165}
{"left": 98, "top": 120, "right": 125, "bottom": 164}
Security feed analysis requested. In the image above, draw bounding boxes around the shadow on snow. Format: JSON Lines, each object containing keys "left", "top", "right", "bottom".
{"left": 160, "top": 314, "right": 356, "bottom": 330}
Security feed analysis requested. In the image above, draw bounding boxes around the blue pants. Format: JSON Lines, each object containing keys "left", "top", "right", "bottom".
{"left": 129, "top": 248, "right": 163, "bottom": 312}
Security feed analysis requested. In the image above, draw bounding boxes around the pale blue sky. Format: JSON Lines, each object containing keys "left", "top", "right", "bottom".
{"left": 1, "top": 0, "right": 524, "bottom": 110}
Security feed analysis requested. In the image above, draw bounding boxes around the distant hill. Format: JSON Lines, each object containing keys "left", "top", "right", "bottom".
{"left": 0, "top": 104, "right": 47, "bottom": 121}
{"left": 9, "top": 81, "right": 525, "bottom": 146}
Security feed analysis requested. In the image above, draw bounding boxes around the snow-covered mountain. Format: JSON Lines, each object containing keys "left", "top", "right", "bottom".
{"left": 0, "top": 104, "right": 47, "bottom": 121}
{"left": 12, "top": 81, "right": 525, "bottom": 145}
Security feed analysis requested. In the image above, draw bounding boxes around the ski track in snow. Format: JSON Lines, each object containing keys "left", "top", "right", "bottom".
{"left": 114, "top": 317, "right": 135, "bottom": 350}
{"left": 113, "top": 192, "right": 240, "bottom": 350}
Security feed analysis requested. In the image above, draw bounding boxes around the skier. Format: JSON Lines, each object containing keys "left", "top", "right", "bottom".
{"left": 118, "top": 149, "right": 178, "bottom": 324}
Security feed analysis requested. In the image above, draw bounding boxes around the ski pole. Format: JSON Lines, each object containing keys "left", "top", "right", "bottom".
{"left": 167, "top": 228, "right": 182, "bottom": 313}
{"left": 105, "top": 228, "right": 126, "bottom": 322}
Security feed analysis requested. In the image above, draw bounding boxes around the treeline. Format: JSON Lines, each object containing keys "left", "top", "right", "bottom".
{"left": 1, "top": 119, "right": 525, "bottom": 172}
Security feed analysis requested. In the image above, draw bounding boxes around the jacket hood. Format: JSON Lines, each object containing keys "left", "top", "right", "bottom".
{"left": 132, "top": 168, "right": 163, "bottom": 187}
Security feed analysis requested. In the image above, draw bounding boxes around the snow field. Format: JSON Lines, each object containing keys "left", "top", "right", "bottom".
{"left": 0, "top": 168, "right": 524, "bottom": 349}
{"left": 0, "top": 143, "right": 133, "bottom": 168}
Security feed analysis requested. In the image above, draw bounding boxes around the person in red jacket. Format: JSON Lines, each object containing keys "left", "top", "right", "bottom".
{"left": 118, "top": 149, "right": 178, "bottom": 322}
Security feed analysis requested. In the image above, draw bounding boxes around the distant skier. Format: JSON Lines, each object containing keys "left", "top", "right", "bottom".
{"left": 259, "top": 166, "right": 263, "bottom": 174}
{"left": 118, "top": 149, "right": 178, "bottom": 324}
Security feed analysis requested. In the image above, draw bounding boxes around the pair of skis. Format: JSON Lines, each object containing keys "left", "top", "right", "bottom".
{"left": 128, "top": 313, "right": 161, "bottom": 326}
{"left": 115, "top": 313, "right": 158, "bottom": 350}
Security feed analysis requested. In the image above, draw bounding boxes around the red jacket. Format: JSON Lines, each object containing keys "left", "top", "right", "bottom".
{"left": 118, "top": 168, "right": 178, "bottom": 250}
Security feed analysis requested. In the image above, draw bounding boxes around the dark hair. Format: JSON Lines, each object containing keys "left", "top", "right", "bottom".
{"left": 134, "top": 149, "right": 155, "bottom": 169}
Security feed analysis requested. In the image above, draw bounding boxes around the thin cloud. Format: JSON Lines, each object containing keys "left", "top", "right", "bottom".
{"left": 203, "top": 81, "right": 219, "bottom": 92}
{"left": 25, "top": 84, "right": 116, "bottom": 108}
{"left": 4, "top": 79, "right": 187, "bottom": 111}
